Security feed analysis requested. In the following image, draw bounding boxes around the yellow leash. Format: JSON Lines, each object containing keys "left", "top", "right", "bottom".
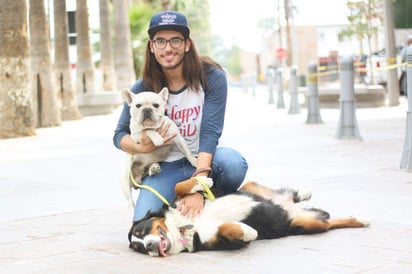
{"left": 129, "top": 164, "right": 171, "bottom": 206}
{"left": 129, "top": 160, "right": 215, "bottom": 206}
{"left": 193, "top": 176, "right": 215, "bottom": 201}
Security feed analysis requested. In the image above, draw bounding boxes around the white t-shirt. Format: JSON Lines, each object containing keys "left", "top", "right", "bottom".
{"left": 165, "top": 87, "right": 204, "bottom": 161}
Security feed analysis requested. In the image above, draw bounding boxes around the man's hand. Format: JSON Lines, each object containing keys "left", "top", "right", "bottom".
{"left": 138, "top": 122, "right": 177, "bottom": 153}
{"left": 177, "top": 192, "right": 204, "bottom": 220}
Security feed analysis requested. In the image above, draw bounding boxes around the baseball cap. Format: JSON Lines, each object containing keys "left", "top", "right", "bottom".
{"left": 148, "top": 11, "right": 190, "bottom": 38}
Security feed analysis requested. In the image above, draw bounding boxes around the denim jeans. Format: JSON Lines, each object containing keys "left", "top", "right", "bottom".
{"left": 133, "top": 147, "right": 248, "bottom": 221}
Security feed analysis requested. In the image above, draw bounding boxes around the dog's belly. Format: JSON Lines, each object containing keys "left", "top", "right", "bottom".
{"left": 194, "top": 195, "right": 259, "bottom": 242}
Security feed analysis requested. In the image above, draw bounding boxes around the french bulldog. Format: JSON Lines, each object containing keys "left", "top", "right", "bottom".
{"left": 120, "top": 87, "right": 198, "bottom": 208}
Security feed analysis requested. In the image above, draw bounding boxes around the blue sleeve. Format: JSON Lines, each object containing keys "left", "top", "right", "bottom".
{"left": 113, "top": 79, "right": 146, "bottom": 150}
{"left": 199, "top": 68, "right": 228, "bottom": 155}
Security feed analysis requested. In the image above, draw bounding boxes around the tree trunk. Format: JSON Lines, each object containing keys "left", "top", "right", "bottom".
{"left": 76, "top": 0, "right": 96, "bottom": 94}
{"left": 99, "top": 0, "right": 117, "bottom": 91}
{"left": 0, "top": 0, "right": 35, "bottom": 138}
{"left": 29, "top": 0, "right": 62, "bottom": 127}
{"left": 54, "top": 0, "right": 82, "bottom": 120}
{"left": 113, "top": 0, "right": 136, "bottom": 90}
{"left": 284, "top": 0, "right": 292, "bottom": 67}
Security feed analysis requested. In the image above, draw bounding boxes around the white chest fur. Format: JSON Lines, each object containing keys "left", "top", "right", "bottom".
{"left": 195, "top": 195, "right": 259, "bottom": 243}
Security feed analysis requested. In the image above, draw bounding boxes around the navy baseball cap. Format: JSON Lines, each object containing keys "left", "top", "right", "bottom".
{"left": 148, "top": 11, "right": 190, "bottom": 38}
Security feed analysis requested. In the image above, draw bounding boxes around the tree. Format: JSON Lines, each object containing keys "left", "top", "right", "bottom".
{"left": 113, "top": 0, "right": 136, "bottom": 89}
{"left": 54, "top": 0, "right": 82, "bottom": 120}
{"left": 129, "top": 4, "right": 154, "bottom": 77}
{"left": 76, "top": 0, "right": 96, "bottom": 94}
{"left": 173, "top": 0, "right": 213, "bottom": 55}
{"left": 284, "top": 0, "right": 292, "bottom": 66}
{"left": 99, "top": 0, "right": 117, "bottom": 90}
{"left": 394, "top": 0, "right": 412, "bottom": 28}
{"left": 339, "top": 0, "right": 382, "bottom": 84}
{"left": 29, "top": 0, "right": 61, "bottom": 127}
{"left": 0, "top": 0, "right": 35, "bottom": 138}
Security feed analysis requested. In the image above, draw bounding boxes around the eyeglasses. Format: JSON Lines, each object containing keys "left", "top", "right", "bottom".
{"left": 151, "top": 38, "right": 185, "bottom": 49}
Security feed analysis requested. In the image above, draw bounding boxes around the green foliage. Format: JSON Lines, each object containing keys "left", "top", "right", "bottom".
{"left": 129, "top": 4, "right": 155, "bottom": 77}
{"left": 226, "top": 45, "right": 241, "bottom": 78}
{"left": 338, "top": 0, "right": 382, "bottom": 55}
{"left": 339, "top": 0, "right": 381, "bottom": 40}
{"left": 394, "top": 0, "right": 412, "bottom": 28}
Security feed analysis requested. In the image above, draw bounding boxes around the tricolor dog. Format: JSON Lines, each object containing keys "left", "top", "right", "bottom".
{"left": 120, "top": 88, "right": 197, "bottom": 207}
{"left": 128, "top": 178, "right": 369, "bottom": 256}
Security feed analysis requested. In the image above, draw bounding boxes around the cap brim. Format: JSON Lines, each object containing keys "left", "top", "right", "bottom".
{"left": 148, "top": 25, "right": 189, "bottom": 38}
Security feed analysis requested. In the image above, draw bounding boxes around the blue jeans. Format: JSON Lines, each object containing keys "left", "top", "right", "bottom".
{"left": 133, "top": 147, "right": 248, "bottom": 221}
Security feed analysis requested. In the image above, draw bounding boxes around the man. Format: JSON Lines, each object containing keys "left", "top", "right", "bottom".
{"left": 113, "top": 11, "right": 248, "bottom": 221}
{"left": 399, "top": 35, "right": 412, "bottom": 96}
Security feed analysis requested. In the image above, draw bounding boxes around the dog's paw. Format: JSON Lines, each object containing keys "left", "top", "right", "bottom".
{"left": 355, "top": 218, "right": 371, "bottom": 228}
{"left": 150, "top": 134, "right": 164, "bottom": 147}
{"left": 187, "top": 156, "right": 198, "bottom": 168}
{"left": 238, "top": 222, "right": 258, "bottom": 242}
{"left": 148, "top": 163, "right": 161, "bottom": 176}
{"left": 192, "top": 176, "right": 214, "bottom": 192}
{"left": 297, "top": 189, "right": 312, "bottom": 202}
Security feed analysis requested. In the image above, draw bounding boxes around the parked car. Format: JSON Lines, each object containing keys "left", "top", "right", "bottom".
{"left": 364, "top": 47, "right": 403, "bottom": 86}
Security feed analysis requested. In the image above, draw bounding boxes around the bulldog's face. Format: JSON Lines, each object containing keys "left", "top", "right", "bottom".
{"left": 122, "top": 88, "right": 169, "bottom": 129}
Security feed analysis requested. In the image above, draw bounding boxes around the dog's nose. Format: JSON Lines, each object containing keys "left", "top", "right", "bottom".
{"left": 143, "top": 108, "right": 152, "bottom": 119}
{"left": 145, "top": 239, "right": 158, "bottom": 252}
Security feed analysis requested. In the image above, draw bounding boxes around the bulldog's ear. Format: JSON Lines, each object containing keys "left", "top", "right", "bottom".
{"left": 159, "top": 87, "right": 169, "bottom": 102}
{"left": 121, "top": 89, "right": 134, "bottom": 105}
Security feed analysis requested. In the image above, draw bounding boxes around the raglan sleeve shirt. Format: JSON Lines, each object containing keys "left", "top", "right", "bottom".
{"left": 198, "top": 67, "right": 228, "bottom": 155}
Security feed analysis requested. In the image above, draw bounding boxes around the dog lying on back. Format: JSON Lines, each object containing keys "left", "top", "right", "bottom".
{"left": 128, "top": 179, "right": 370, "bottom": 256}
{"left": 120, "top": 88, "right": 197, "bottom": 207}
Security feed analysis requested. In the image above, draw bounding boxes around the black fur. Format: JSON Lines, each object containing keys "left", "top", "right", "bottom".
{"left": 233, "top": 191, "right": 291, "bottom": 239}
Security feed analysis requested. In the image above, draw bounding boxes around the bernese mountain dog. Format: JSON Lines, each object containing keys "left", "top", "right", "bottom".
{"left": 128, "top": 178, "right": 369, "bottom": 256}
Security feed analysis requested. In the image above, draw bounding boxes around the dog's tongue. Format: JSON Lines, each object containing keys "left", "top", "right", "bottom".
{"left": 158, "top": 238, "right": 169, "bottom": 257}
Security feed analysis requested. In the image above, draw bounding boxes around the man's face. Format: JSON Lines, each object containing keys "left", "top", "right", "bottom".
{"left": 150, "top": 30, "right": 191, "bottom": 70}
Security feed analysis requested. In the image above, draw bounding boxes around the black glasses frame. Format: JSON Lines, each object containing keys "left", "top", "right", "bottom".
{"left": 151, "top": 38, "right": 185, "bottom": 49}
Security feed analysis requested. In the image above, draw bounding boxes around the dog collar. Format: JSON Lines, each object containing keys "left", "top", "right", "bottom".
{"left": 179, "top": 226, "right": 194, "bottom": 252}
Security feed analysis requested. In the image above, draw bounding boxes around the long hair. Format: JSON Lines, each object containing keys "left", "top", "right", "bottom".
{"left": 141, "top": 37, "right": 222, "bottom": 93}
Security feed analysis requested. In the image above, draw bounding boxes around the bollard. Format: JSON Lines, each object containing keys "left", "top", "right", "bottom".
{"left": 400, "top": 45, "right": 412, "bottom": 171}
{"left": 276, "top": 68, "right": 285, "bottom": 108}
{"left": 335, "top": 56, "right": 362, "bottom": 140}
{"left": 267, "top": 68, "right": 275, "bottom": 104}
{"left": 288, "top": 66, "right": 300, "bottom": 114}
{"left": 305, "top": 62, "right": 322, "bottom": 123}
{"left": 241, "top": 74, "right": 248, "bottom": 93}
{"left": 250, "top": 73, "right": 256, "bottom": 97}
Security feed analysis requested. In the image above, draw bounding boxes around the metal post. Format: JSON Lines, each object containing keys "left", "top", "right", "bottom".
{"left": 400, "top": 45, "right": 412, "bottom": 171}
{"left": 335, "top": 56, "right": 362, "bottom": 140}
{"left": 250, "top": 73, "right": 256, "bottom": 97}
{"left": 383, "top": 0, "right": 400, "bottom": 106}
{"left": 305, "top": 62, "right": 322, "bottom": 123}
{"left": 267, "top": 68, "right": 275, "bottom": 104}
{"left": 241, "top": 74, "right": 248, "bottom": 93}
{"left": 288, "top": 66, "right": 300, "bottom": 114}
{"left": 276, "top": 68, "right": 285, "bottom": 109}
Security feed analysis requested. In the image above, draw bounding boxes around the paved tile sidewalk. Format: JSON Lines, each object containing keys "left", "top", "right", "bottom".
{"left": 1, "top": 86, "right": 412, "bottom": 273}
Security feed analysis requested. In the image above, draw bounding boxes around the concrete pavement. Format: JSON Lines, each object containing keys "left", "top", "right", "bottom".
{"left": 1, "top": 86, "right": 412, "bottom": 274}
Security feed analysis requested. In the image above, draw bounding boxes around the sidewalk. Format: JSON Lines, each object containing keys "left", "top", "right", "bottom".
{"left": 1, "top": 86, "right": 412, "bottom": 273}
